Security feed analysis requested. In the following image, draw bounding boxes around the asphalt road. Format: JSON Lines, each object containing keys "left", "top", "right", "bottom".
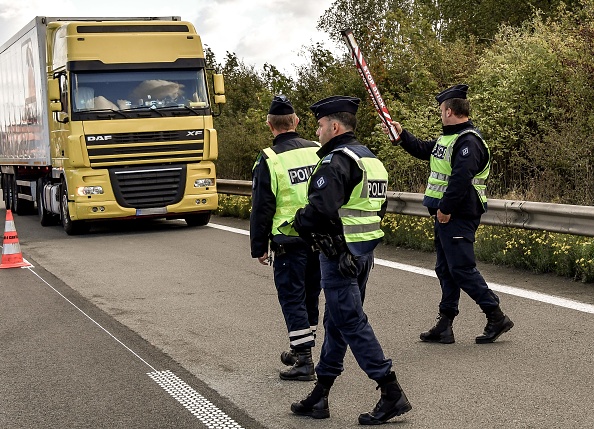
{"left": 1, "top": 205, "right": 593, "bottom": 428}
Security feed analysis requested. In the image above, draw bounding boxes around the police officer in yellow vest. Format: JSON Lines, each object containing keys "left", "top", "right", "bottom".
{"left": 250, "top": 95, "right": 322, "bottom": 381}
{"left": 288, "top": 96, "right": 412, "bottom": 425}
{"left": 385, "top": 84, "right": 514, "bottom": 344}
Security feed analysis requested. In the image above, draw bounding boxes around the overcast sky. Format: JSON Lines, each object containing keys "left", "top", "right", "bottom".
{"left": 0, "top": 0, "right": 338, "bottom": 76}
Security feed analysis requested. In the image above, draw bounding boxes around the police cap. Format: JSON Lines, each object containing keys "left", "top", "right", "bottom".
{"left": 269, "top": 94, "right": 295, "bottom": 115}
{"left": 309, "top": 95, "right": 360, "bottom": 120}
{"left": 435, "top": 84, "right": 469, "bottom": 104}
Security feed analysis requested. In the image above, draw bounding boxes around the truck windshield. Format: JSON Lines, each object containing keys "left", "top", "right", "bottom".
{"left": 71, "top": 69, "right": 209, "bottom": 113}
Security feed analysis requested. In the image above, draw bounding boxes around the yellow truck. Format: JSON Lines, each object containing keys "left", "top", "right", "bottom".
{"left": 0, "top": 16, "right": 225, "bottom": 234}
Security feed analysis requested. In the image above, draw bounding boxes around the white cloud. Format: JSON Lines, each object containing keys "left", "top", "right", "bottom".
{"left": 0, "top": 0, "right": 337, "bottom": 76}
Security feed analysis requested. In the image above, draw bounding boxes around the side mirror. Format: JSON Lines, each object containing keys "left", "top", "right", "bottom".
{"left": 214, "top": 94, "right": 226, "bottom": 105}
{"left": 213, "top": 74, "right": 225, "bottom": 95}
{"left": 48, "top": 78, "right": 61, "bottom": 101}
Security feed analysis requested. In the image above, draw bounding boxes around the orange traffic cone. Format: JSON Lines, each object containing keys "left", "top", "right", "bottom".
{"left": 0, "top": 209, "right": 31, "bottom": 269}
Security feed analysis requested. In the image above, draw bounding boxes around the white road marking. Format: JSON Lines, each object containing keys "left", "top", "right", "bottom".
{"left": 26, "top": 267, "right": 158, "bottom": 372}
{"left": 374, "top": 258, "right": 594, "bottom": 314}
{"left": 24, "top": 266, "right": 245, "bottom": 427}
{"left": 208, "top": 222, "right": 250, "bottom": 236}
{"left": 148, "top": 370, "right": 243, "bottom": 429}
{"left": 208, "top": 223, "right": 594, "bottom": 315}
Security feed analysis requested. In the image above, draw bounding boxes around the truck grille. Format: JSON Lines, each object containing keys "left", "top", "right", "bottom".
{"left": 86, "top": 130, "right": 204, "bottom": 167}
{"left": 109, "top": 165, "right": 186, "bottom": 208}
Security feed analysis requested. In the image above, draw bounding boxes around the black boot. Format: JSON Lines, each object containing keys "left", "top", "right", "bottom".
{"left": 420, "top": 313, "right": 455, "bottom": 344}
{"left": 358, "top": 372, "right": 412, "bottom": 425}
{"left": 280, "top": 349, "right": 298, "bottom": 366}
{"left": 476, "top": 307, "right": 514, "bottom": 343}
{"left": 280, "top": 349, "right": 315, "bottom": 381}
{"left": 291, "top": 381, "right": 331, "bottom": 419}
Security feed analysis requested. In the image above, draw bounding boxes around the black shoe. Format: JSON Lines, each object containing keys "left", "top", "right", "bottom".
{"left": 280, "top": 349, "right": 315, "bottom": 381}
{"left": 280, "top": 349, "right": 298, "bottom": 366}
{"left": 420, "top": 313, "right": 455, "bottom": 344}
{"left": 358, "top": 376, "right": 412, "bottom": 425}
{"left": 476, "top": 311, "right": 514, "bottom": 344}
{"left": 291, "top": 383, "right": 330, "bottom": 419}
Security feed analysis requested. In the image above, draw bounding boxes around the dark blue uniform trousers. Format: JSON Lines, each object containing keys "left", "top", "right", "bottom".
{"left": 273, "top": 246, "right": 321, "bottom": 350}
{"left": 434, "top": 217, "right": 500, "bottom": 315}
{"left": 315, "top": 252, "right": 392, "bottom": 381}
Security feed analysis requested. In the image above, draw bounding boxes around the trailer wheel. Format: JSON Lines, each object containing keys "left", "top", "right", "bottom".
{"left": 2, "top": 174, "right": 11, "bottom": 210}
{"left": 11, "top": 176, "right": 20, "bottom": 214}
{"left": 9, "top": 174, "right": 34, "bottom": 215}
{"left": 37, "top": 179, "right": 58, "bottom": 226}
{"left": 60, "top": 180, "right": 89, "bottom": 235}
{"left": 184, "top": 212, "right": 211, "bottom": 227}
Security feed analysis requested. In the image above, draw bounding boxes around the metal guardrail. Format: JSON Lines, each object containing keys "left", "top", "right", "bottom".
{"left": 217, "top": 179, "right": 594, "bottom": 237}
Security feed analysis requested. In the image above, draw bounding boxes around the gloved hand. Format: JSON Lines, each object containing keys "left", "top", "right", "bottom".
{"left": 338, "top": 251, "right": 358, "bottom": 278}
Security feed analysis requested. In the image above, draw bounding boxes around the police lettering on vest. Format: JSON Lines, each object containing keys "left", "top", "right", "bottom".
{"left": 431, "top": 144, "right": 447, "bottom": 160}
{"left": 368, "top": 180, "right": 387, "bottom": 198}
{"left": 288, "top": 165, "right": 316, "bottom": 185}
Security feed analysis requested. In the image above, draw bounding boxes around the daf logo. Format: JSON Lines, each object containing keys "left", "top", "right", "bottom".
{"left": 186, "top": 130, "right": 201, "bottom": 136}
{"left": 87, "top": 135, "right": 112, "bottom": 141}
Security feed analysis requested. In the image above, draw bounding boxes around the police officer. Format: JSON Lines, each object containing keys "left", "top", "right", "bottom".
{"left": 384, "top": 84, "right": 514, "bottom": 344}
{"left": 287, "top": 96, "right": 411, "bottom": 425}
{"left": 250, "top": 95, "right": 322, "bottom": 381}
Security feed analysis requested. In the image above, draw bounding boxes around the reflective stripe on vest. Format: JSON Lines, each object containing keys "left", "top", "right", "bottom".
{"left": 425, "top": 129, "right": 490, "bottom": 208}
{"left": 428, "top": 171, "right": 486, "bottom": 186}
{"left": 318, "top": 146, "right": 388, "bottom": 244}
{"left": 261, "top": 145, "right": 320, "bottom": 236}
{"left": 339, "top": 208, "right": 378, "bottom": 217}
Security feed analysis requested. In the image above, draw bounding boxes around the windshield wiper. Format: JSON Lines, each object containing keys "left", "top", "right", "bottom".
{"left": 77, "top": 108, "right": 129, "bottom": 119}
{"left": 120, "top": 105, "right": 167, "bottom": 116}
{"left": 152, "top": 105, "right": 201, "bottom": 116}
{"left": 121, "top": 105, "right": 153, "bottom": 111}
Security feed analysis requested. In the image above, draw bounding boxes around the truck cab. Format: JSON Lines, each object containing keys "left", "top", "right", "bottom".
{"left": 1, "top": 17, "right": 225, "bottom": 234}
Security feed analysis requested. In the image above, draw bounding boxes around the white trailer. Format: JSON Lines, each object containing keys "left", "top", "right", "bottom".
{"left": 0, "top": 17, "right": 50, "bottom": 214}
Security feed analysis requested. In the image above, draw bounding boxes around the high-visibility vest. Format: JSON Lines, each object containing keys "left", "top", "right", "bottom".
{"left": 257, "top": 144, "right": 320, "bottom": 236}
{"left": 316, "top": 145, "right": 388, "bottom": 244}
{"left": 424, "top": 129, "right": 490, "bottom": 209}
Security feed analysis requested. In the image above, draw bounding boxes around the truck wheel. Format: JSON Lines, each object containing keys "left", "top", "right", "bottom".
{"left": 11, "top": 177, "right": 19, "bottom": 214}
{"left": 2, "top": 175, "right": 11, "bottom": 210}
{"left": 10, "top": 174, "right": 34, "bottom": 215}
{"left": 185, "top": 212, "right": 211, "bottom": 227}
{"left": 37, "top": 179, "right": 58, "bottom": 226}
{"left": 60, "top": 181, "right": 89, "bottom": 235}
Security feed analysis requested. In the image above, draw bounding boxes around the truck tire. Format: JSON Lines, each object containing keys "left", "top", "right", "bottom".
{"left": 11, "top": 174, "right": 34, "bottom": 215}
{"left": 37, "top": 179, "right": 58, "bottom": 226}
{"left": 185, "top": 212, "right": 211, "bottom": 227}
{"left": 11, "top": 176, "right": 20, "bottom": 214}
{"left": 2, "top": 174, "right": 11, "bottom": 210}
{"left": 60, "top": 180, "right": 89, "bottom": 235}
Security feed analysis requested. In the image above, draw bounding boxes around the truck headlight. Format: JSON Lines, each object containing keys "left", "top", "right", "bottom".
{"left": 194, "top": 178, "right": 214, "bottom": 188}
{"left": 77, "top": 186, "right": 104, "bottom": 196}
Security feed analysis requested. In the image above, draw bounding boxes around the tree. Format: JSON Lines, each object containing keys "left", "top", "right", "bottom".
{"left": 471, "top": 2, "right": 594, "bottom": 204}
{"left": 211, "top": 0, "right": 594, "bottom": 204}
{"left": 213, "top": 52, "right": 275, "bottom": 179}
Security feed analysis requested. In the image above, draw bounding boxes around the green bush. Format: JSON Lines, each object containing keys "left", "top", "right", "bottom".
{"left": 381, "top": 214, "right": 435, "bottom": 252}
{"left": 576, "top": 241, "right": 594, "bottom": 283}
{"left": 216, "top": 194, "right": 251, "bottom": 219}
